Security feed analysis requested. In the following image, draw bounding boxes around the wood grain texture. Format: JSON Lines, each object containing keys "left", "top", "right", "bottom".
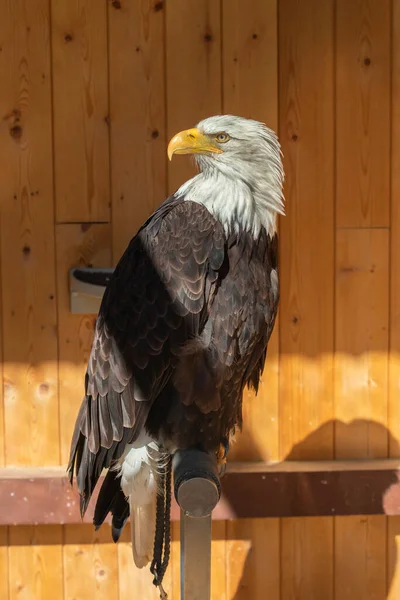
{"left": 210, "top": 521, "right": 226, "bottom": 600}
{"left": 56, "top": 224, "right": 111, "bottom": 464}
{"left": 0, "top": 0, "right": 59, "bottom": 466}
{"left": 334, "top": 228, "right": 389, "bottom": 599}
{"left": 222, "top": 0, "right": 279, "bottom": 462}
{"left": 334, "top": 516, "right": 387, "bottom": 600}
{"left": 0, "top": 1, "right": 397, "bottom": 597}
{"left": 222, "top": 0, "right": 277, "bottom": 125}
{"left": 170, "top": 521, "right": 180, "bottom": 600}
{"left": 227, "top": 519, "right": 279, "bottom": 599}
{"left": 334, "top": 6, "right": 391, "bottom": 597}
{"left": 390, "top": 0, "right": 400, "bottom": 459}
{"left": 166, "top": 0, "right": 221, "bottom": 194}
{"left": 336, "top": 0, "right": 391, "bottom": 228}
{"left": 0, "top": 218, "right": 4, "bottom": 468}
{"left": 281, "top": 517, "right": 333, "bottom": 600}
{"left": 109, "top": 0, "right": 166, "bottom": 260}
{"left": 335, "top": 229, "right": 389, "bottom": 457}
{"left": 118, "top": 524, "right": 173, "bottom": 600}
{"left": 63, "top": 525, "right": 118, "bottom": 600}
{"left": 0, "top": 527, "right": 9, "bottom": 600}
{"left": 8, "top": 526, "right": 63, "bottom": 600}
{"left": 278, "top": 0, "right": 335, "bottom": 460}
{"left": 278, "top": 2, "right": 335, "bottom": 597}
{"left": 388, "top": 517, "right": 400, "bottom": 599}
{"left": 52, "top": 0, "right": 110, "bottom": 223}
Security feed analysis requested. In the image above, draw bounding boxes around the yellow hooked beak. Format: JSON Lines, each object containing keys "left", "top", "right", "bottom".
{"left": 167, "top": 128, "right": 223, "bottom": 161}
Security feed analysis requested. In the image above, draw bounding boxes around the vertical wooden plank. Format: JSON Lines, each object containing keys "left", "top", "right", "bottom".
{"left": 0, "top": 221, "right": 4, "bottom": 468}
{"left": 109, "top": 0, "right": 166, "bottom": 260}
{"left": 390, "top": 14, "right": 400, "bottom": 589}
{"left": 222, "top": 0, "right": 277, "bottom": 125}
{"left": 390, "top": 0, "right": 400, "bottom": 459}
{"left": 63, "top": 525, "right": 118, "bottom": 600}
{"left": 335, "top": 228, "right": 389, "bottom": 599}
{"left": 390, "top": 11, "right": 400, "bottom": 590}
{"left": 56, "top": 224, "right": 111, "bottom": 464}
{"left": 52, "top": 0, "right": 110, "bottom": 223}
{"left": 336, "top": 0, "right": 390, "bottom": 228}
{"left": 279, "top": 1, "right": 334, "bottom": 597}
{"left": 335, "top": 2, "right": 391, "bottom": 595}
{"left": 222, "top": 0, "right": 279, "bottom": 462}
{"left": 166, "top": 0, "right": 221, "bottom": 194}
{"left": 334, "top": 516, "right": 387, "bottom": 600}
{"left": 335, "top": 229, "right": 389, "bottom": 456}
{"left": 118, "top": 524, "right": 173, "bottom": 600}
{"left": 170, "top": 521, "right": 180, "bottom": 600}
{"left": 281, "top": 517, "right": 333, "bottom": 600}
{"left": 210, "top": 521, "right": 227, "bottom": 600}
{"left": 9, "top": 526, "right": 63, "bottom": 600}
{"left": 388, "top": 517, "right": 400, "bottom": 599}
{"left": 226, "top": 519, "right": 279, "bottom": 600}
{"left": 390, "top": 18, "right": 400, "bottom": 600}
{"left": 0, "top": 527, "right": 9, "bottom": 600}
{"left": 279, "top": 0, "right": 334, "bottom": 461}
{"left": 0, "top": 0, "right": 59, "bottom": 466}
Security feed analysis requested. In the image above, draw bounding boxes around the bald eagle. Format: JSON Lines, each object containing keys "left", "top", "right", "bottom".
{"left": 68, "top": 115, "right": 284, "bottom": 591}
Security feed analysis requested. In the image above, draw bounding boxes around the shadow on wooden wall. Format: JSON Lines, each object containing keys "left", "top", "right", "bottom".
{"left": 1, "top": 418, "right": 399, "bottom": 599}
{"left": 230, "top": 418, "right": 400, "bottom": 600}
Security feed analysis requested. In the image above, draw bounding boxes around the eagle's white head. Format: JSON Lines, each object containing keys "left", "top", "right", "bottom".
{"left": 168, "top": 114, "right": 285, "bottom": 237}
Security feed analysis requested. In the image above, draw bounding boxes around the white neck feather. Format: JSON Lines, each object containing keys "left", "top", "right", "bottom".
{"left": 175, "top": 156, "right": 284, "bottom": 238}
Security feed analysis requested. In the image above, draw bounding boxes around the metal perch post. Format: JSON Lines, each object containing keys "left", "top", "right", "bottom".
{"left": 173, "top": 448, "right": 221, "bottom": 600}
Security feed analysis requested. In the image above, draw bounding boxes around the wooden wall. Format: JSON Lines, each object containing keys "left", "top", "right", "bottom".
{"left": 0, "top": 0, "right": 398, "bottom": 597}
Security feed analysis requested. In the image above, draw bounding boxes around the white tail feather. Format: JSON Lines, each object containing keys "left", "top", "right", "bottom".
{"left": 130, "top": 496, "right": 156, "bottom": 568}
{"left": 120, "top": 444, "right": 158, "bottom": 569}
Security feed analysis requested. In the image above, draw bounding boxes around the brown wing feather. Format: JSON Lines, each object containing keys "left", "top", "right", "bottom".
{"left": 68, "top": 197, "right": 225, "bottom": 514}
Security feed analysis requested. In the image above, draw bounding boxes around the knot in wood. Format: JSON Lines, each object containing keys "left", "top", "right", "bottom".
{"left": 10, "top": 125, "right": 22, "bottom": 140}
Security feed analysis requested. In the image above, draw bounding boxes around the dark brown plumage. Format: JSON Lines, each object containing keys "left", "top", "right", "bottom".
{"left": 68, "top": 114, "right": 283, "bottom": 586}
{"left": 68, "top": 193, "right": 278, "bottom": 513}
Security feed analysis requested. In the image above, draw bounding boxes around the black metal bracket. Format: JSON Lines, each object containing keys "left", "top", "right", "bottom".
{"left": 69, "top": 267, "right": 114, "bottom": 314}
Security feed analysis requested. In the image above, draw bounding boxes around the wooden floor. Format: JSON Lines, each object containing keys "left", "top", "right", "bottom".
{"left": 0, "top": 0, "right": 399, "bottom": 597}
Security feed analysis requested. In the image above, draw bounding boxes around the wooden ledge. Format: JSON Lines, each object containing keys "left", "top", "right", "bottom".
{"left": 1, "top": 460, "right": 400, "bottom": 526}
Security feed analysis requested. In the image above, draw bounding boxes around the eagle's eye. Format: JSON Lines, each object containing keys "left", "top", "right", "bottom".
{"left": 215, "top": 132, "right": 230, "bottom": 143}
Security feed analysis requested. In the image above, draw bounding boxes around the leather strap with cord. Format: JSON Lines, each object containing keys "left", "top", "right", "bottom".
{"left": 150, "top": 454, "right": 172, "bottom": 600}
